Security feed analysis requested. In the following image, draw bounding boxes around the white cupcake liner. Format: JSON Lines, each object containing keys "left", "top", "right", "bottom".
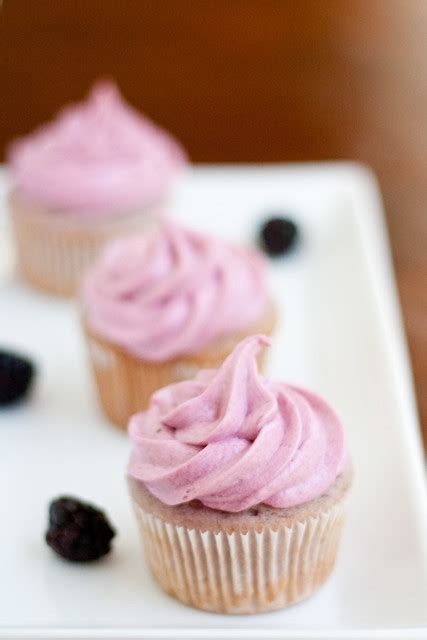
{"left": 84, "top": 333, "right": 211, "bottom": 429}
{"left": 84, "top": 311, "right": 275, "bottom": 429}
{"left": 9, "top": 191, "right": 162, "bottom": 296}
{"left": 132, "top": 500, "right": 346, "bottom": 614}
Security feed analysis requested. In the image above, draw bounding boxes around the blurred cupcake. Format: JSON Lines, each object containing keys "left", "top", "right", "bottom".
{"left": 128, "top": 335, "right": 352, "bottom": 614}
{"left": 82, "top": 224, "right": 276, "bottom": 428}
{"left": 7, "top": 81, "right": 187, "bottom": 296}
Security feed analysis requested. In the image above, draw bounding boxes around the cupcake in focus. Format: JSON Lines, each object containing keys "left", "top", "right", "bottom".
{"left": 7, "top": 81, "right": 187, "bottom": 296}
{"left": 128, "top": 335, "right": 352, "bottom": 614}
{"left": 81, "top": 224, "right": 276, "bottom": 428}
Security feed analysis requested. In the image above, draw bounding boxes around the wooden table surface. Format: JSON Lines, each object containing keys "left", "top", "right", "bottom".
{"left": 1, "top": 0, "right": 426, "bottom": 449}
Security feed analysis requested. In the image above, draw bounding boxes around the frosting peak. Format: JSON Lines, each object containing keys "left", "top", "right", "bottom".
{"left": 83, "top": 224, "right": 269, "bottom": 361}
{"left": 162, "top": 335, "right": 274, "bottom": 445}
{"left": 8, "top": 81, "right": 187, "bottom": 213}
{"left": 128, "top": 336, "right": 347, "bottom": 512}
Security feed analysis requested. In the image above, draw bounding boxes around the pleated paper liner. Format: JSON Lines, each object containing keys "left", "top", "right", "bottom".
{"left": 83, "top": 301, "right": 277, "bottom": 429}
{"left": 128, "top": 467, "right": 353, "bottom": 614}
{"left": 9, "top": 190, "right": 162, "bottom": 297}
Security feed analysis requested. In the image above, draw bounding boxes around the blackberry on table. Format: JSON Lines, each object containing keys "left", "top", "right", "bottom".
{"left": 46, "top": 496, "right": 116, "bottom": 562}
{"left": 259, "top": 216, "right": 299, "bottom": 256}
{"left": 0, "top": 350, "right": 35, "bottom": 406}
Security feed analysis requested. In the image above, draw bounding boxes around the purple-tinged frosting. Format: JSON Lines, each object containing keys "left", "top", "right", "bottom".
{"left": 83, "top": 224, "right": 269, "bottom": 361}
{"left": 8, "top": 81, "right": 187, "bottom": 214}
{"left": 128, "top": 335, "right": 348, "bottom": 512}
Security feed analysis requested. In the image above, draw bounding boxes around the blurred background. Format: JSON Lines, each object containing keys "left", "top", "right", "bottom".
{"left": 1, "top": 0, "right": 426, "bottom": 448}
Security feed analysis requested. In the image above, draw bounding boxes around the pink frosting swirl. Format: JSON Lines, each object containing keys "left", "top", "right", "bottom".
{"left": 7, "top": 81, "right": 187, "bottom": 214}
{"left": 83, "top": 224, "right": 269, "bottom": 361}
{"left": 128, "top": 335, "right": 347, "bottom": 512}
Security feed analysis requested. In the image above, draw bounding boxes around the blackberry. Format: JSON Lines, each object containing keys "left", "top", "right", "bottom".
{"left": 0, "top": 350, "right": 35, "bottom": 406}
{"left": 260, "top": 216, "right": 299, "bottom": 256}
{"left": 46, "top": 496, "right": 116, "bottom": 562}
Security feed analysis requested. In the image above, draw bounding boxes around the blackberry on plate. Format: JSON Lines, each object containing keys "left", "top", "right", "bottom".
{"left": 46, "top": 496, "right": 116, "bottom": 562}
{"left": 259, "top": 216, "right": 299, "bottom": 256}
{"left": 0, "top": 350, "right": 35, "bottom": 406}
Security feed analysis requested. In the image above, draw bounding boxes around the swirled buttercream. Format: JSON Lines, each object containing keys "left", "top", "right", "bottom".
{"left": 8, "top": 81, "right": 187, "bottom": 214}
{"left": 128, "top": 335, "right": 347, "bottom": 512}
{"left": 83, "top": 224, "right": 269, "bottom": 360}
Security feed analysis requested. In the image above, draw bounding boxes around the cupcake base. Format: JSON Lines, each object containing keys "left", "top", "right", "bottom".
{"left": 9, "top": 190, "right": 162, "bottom": 297}
{"left": 83, "top": 302, "right": 277, "bottom": 429}
{"left": 128, "top": 466, "right": 353, "bottom": 614}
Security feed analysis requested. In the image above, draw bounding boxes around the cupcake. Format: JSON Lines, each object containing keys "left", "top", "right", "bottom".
{"left": 128, "top": 335, "right": 352, "bottom": 614}
{"left": 7, "top": 81, "right": 187, "bottom": 296}
{"left": 82, "top": 224, "right": 276, "bottom": 429}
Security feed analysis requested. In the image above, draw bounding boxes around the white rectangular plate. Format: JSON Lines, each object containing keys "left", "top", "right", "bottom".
{"left": 0, "top": 163, "right": 426, "bottom": 639}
